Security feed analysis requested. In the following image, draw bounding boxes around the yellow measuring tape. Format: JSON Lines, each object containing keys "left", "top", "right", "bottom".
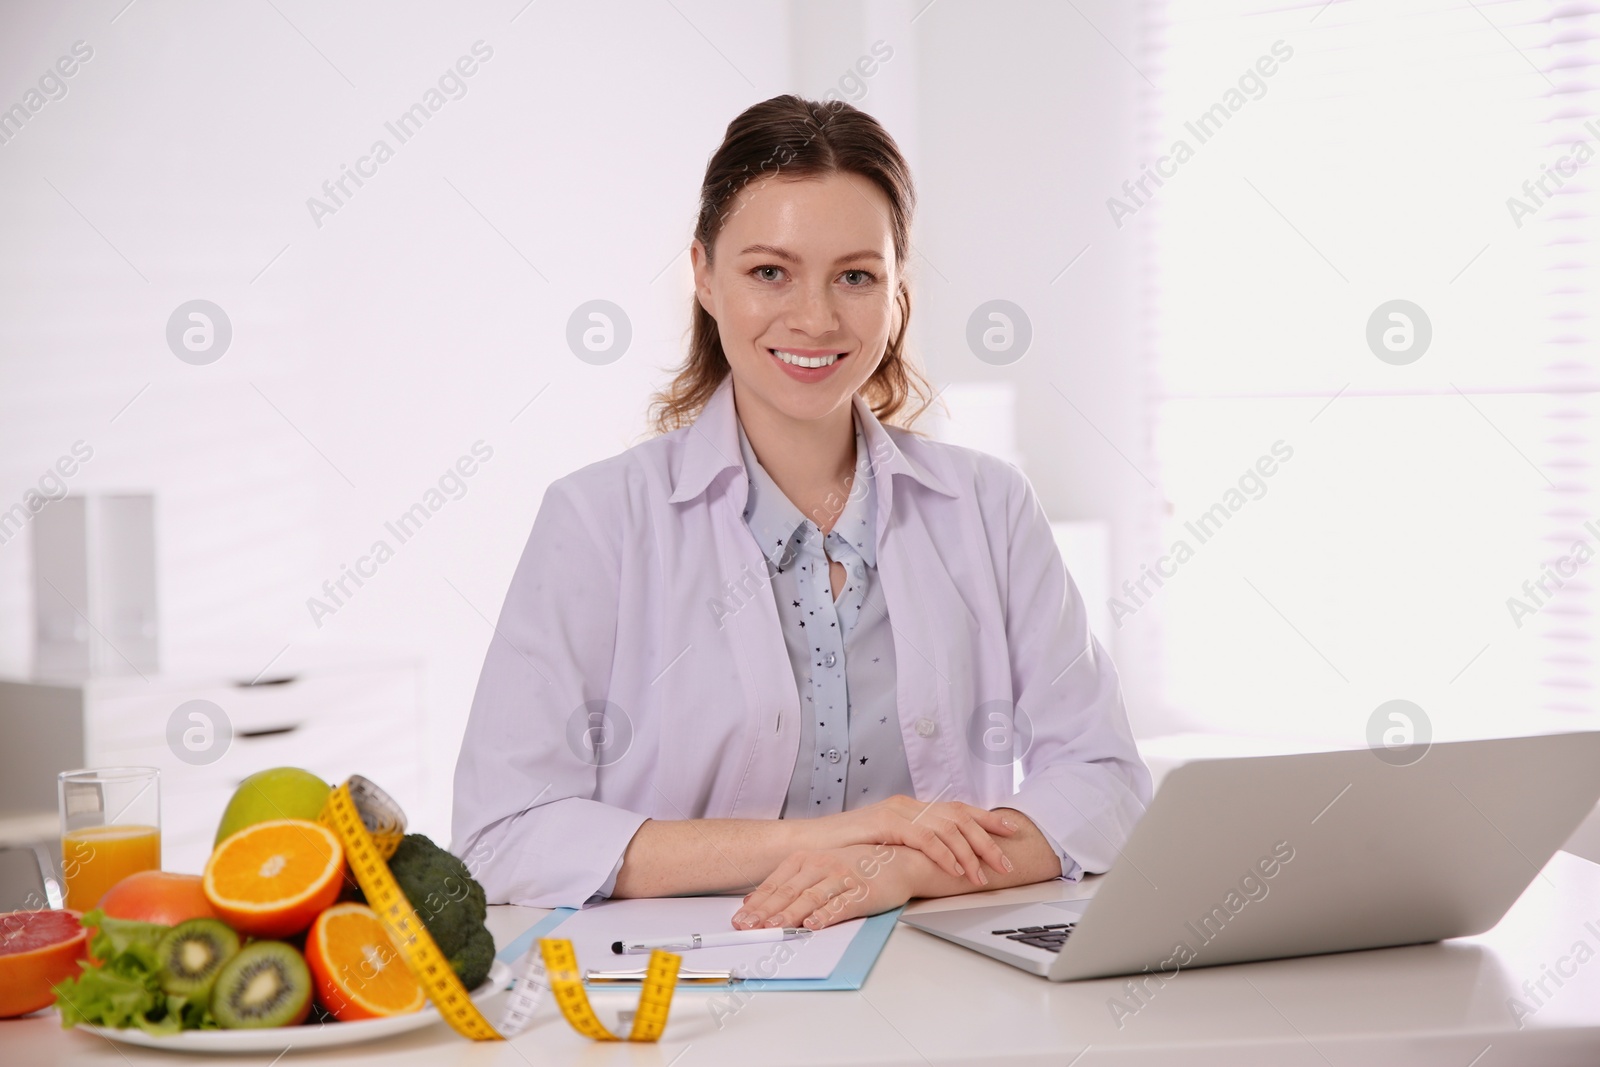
{"left": 528, "top": 938, "right": 680, "bottom": 1041}
{"left": 321, "top": 777, "right": 502, "bottom": 1040}
{"left": 320, "top": 776, "right": 681, "bottom": 1043}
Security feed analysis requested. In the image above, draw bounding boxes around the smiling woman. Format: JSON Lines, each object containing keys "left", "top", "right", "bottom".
{"left": 652, "top": 98, "right": 929, "bottom": 437}
{"left": 450, "top": 95, "right": 1152, "bottom": 934}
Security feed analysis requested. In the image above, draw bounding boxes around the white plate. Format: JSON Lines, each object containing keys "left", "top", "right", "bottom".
{"left": 71, "top": 960, "right": 512, "bottom": 1054}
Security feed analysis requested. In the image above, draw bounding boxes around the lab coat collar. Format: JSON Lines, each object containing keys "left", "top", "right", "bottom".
{"left": 667, "top": 373, "right": 957, "bottom": 505}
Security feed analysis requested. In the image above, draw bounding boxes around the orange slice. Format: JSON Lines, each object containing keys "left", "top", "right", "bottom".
{"left": 203, "top": 819, "right": 345, "bottom": 938}
{"left": 305, "top": 903, "right": 425, "bottom": 1020}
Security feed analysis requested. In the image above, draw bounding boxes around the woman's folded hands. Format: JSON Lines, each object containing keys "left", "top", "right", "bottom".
{"left": 731, "top": 796, "right": 1022, "bottom": 932}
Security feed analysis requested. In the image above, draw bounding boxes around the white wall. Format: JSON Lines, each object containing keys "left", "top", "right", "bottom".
{"left": 778, "top": 0, "right": 1166, "bottom": 728}
{"left": 0, "top": 1, "right": 1160, "bottom": 843}
{"left": 0, "top": 0, "right": 793, "bottom": 843}
{"left": 907, "top": 2, "right": 1168, "bottom": 732}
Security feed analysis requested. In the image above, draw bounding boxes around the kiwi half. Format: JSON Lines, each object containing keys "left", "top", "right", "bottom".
{"left": 156, "top": 918, "right": 241, "bottom": 1001}
{"left": 211, "top": 941, "right": 313, "bottom": 1029}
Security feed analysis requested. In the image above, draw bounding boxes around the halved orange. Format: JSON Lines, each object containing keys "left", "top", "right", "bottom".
{"left": 306, "top": 903, "right": 425, "bottom": 1021}
{"left": 203, "top": 819, "right": 345, "bottom": 938}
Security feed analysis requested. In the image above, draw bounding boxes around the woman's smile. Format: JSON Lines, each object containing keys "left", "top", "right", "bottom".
{"left": 768, "top": 346, "right": 850, "bottom": 382}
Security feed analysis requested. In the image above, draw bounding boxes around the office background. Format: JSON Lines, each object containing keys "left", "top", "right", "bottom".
{"left": 1, "top": 0, "right": 1591, "bottom": 850}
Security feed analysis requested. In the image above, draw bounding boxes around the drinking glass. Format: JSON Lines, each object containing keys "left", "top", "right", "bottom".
{"left": 58, "top": 766, "right": 161, "bottom": 911}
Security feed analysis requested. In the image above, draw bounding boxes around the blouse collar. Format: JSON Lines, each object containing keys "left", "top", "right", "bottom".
{"left": 735, "top": 413, "right": 877, "bottom": 571}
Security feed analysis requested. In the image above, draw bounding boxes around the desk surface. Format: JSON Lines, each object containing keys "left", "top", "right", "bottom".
{"left": 10, "top": 850, "right": 1600, "bottom": 1066}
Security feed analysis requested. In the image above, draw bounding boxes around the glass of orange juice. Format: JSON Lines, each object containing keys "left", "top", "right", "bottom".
{"left": 58, "top": 767, "right": 162, "bottom": 912}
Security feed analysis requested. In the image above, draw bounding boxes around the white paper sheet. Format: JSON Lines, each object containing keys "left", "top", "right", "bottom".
{"left": 553, "top": 895, "right": 866, "bottom": 980}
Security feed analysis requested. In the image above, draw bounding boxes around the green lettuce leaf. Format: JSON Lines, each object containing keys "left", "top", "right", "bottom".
{"left": 50, "top": 909, "right": 219, "bottom": 1034}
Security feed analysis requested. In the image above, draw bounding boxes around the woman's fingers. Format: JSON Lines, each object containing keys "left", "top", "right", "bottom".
{"left": 931, "top": 802, "right": 1015, "bottom": 876}
{"left": 743, "top": 882, "right": 806, "bottom": 927}
{"left": 950, "top": 808, "right": 1015, "bottom": 877}
{"left": 896, "top": 819, "right": 962, "bottom": 879}
{"left": 910, "top": 816, "right": 984, "bottom": 886}
{"left": 936, "top": 819, "right": 989, "bottom": 886}
{"left": 894, "top": 801, "right": 1011, "bottom": 883}
{"left": 800, "top": 875, "right": 873, "bottom": 931}
{"left": 828, "top": 797, "right": 1019, "bottom": 883}
{"left": 735, "top": 856, "right": 803, "bottom": 928}
{"left": 971, "top": 806, "right": 1021, "bottom": 837}
{"left": 801, "top": 845, "right": 909, "bottom": 930}
{"left": 734, "top": 854, "right": 856, "bottom": 931}
{"left": 786, "top": 873, "right": 858, "bottom": 931}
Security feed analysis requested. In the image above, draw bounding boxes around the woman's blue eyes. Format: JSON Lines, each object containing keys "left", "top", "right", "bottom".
{"left": 753, "top": 266, "right": 876, "bottom": 286}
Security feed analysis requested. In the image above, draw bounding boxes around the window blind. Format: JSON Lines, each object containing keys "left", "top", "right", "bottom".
{"left": 1137, "top": 0, "right": 1600, "bottom": 741}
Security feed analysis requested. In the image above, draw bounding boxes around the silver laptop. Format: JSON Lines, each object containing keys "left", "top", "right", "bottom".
{"left": 900, "top": 731, "right": 1600, "bottom": 981}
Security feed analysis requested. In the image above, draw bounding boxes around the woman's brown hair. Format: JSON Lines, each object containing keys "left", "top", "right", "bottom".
{"left": 648, "top": 94, "right": 935, "bottom": 435}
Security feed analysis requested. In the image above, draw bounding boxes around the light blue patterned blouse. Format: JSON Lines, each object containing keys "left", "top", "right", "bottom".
{"left": 737, "top": 413, "right": 1076, "bottom": 881}
{"left": 735, "top": 415, "right": 915, "bottom": 814}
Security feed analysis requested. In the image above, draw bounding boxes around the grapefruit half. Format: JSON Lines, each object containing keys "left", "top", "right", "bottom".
{"left": 0, "top": 909, "right": 89, "bottom": 1018}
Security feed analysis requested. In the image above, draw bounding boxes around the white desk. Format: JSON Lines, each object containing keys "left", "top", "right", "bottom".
{"left": 12, "top": 850, "right": 1600, "bottom": 1065}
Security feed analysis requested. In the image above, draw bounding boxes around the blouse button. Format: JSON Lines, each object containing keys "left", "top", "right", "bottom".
{"left": 915, "top": 718, "right": 937, "bottom": 738}
{"left": 827, "top": 749, "right": 842, "bottom": 764}
{"left": 824, "top": 651, "right": 837, "bottom": 668}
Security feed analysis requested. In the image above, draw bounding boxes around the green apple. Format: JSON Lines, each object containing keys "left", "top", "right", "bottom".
{"left": 214, "top": 767, "right": 332, "bottom": 846}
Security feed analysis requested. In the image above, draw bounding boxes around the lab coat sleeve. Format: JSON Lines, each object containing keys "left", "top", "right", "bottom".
{"left": 449, "top": 472, "right": 649, "bottom": 908}
{"left": 994, "top": 464, "right": 1153, "bottom": 879}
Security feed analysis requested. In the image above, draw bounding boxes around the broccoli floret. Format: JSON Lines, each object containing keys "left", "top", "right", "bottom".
{"left": 450, "top": 925, "right": 497, "bottom": 994}
{"left": 386, "top": 833, "right": 495, "bottom": 990}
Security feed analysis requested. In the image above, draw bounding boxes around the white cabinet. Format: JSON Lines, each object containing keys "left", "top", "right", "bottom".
{"left": 0, "top": 655, "right": 423, "bottom": 876}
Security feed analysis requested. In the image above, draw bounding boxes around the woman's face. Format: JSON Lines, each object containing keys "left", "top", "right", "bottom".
{"left": 692, "top": 170, "right": 900, "bottom": 428}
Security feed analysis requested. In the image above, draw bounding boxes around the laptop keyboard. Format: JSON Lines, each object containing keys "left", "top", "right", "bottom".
{"left": 991, "top": 923, "right": 1075, "bottom": 952}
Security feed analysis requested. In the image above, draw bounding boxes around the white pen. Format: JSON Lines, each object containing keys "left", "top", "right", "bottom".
{"left": 612, "top": 927, "right": 811, "bottom": 954}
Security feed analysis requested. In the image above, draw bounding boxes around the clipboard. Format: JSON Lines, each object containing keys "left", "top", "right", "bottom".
{"left": 495, "top": 904, "right": 905, "bottom": 992}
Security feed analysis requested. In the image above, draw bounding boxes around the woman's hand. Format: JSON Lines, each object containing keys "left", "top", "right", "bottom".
{"left": 825, "top": 795, "right": 1019, "bottom": 888}
{"left": 731, "top": 843, "right": 919, "bottom": 932}
{"left": 734, "top": 809, "right": 1064, "bottom": 930}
